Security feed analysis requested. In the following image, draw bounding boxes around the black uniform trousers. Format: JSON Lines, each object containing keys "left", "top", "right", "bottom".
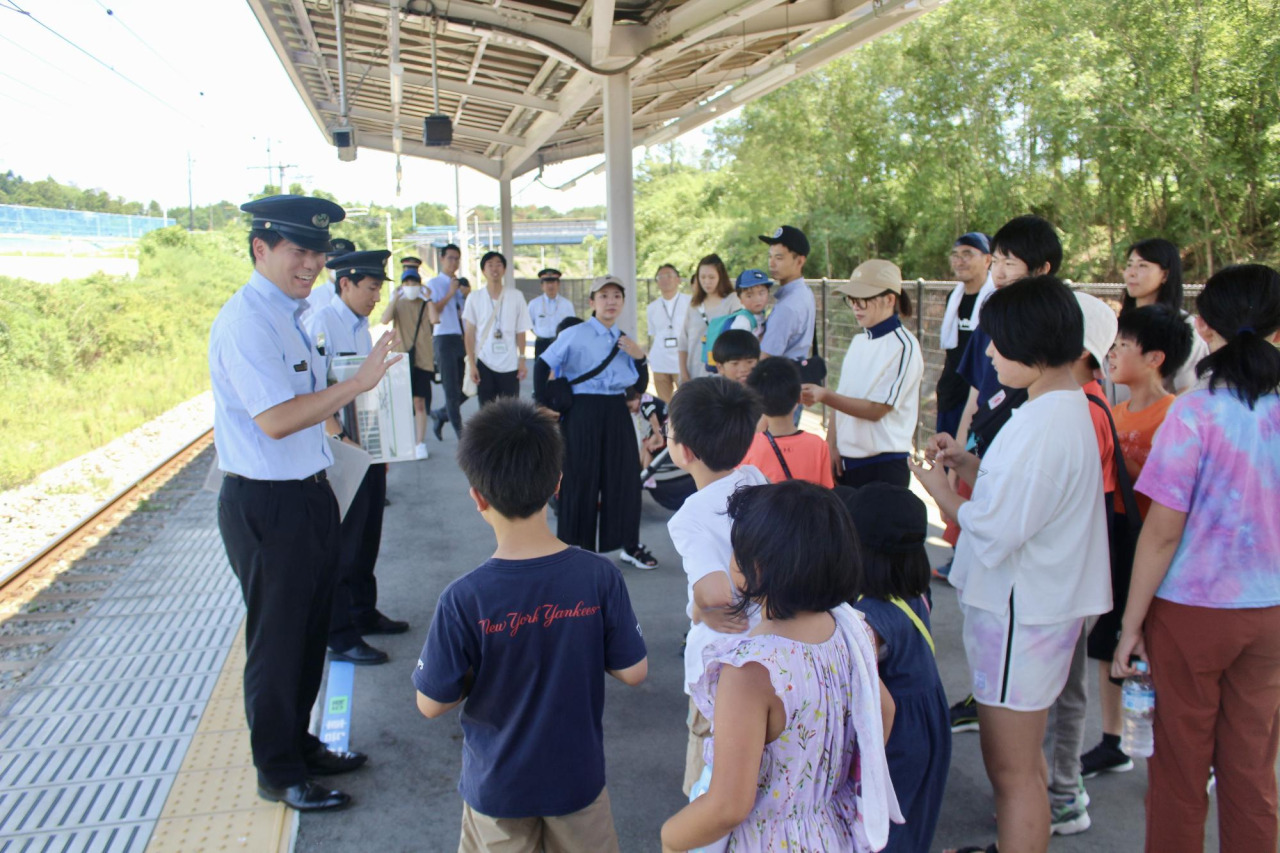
{"left": 477, "top": 360, "right": 520, "bottom": 405}
{"left": 327, "top": 462, "right": 387, "bottom": 651}
{"left": 532, "top": 336, "right": 555, "bottom": 404}
{"left": 557, "top": 394, "right": 641, "bottom": 554}
{"left": 218, "top": 474, "right": 339, "bottom": 789}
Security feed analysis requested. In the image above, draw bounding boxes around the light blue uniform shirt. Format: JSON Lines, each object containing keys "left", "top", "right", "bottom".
{"left": 209, "top": 270, "right": 333, "bottom": 479}
{"left": 528, "top": 294, "right": 578, "bottom": 339}
{"left": 759, "top": 277, "right": 816, "bottom": 360}
{"left": 427, "top": 273, "right": 466, "bottom": 336}
{"left": 306, "top": 298, "right": 371, "bottom": 378}
{"left": 539, "top": 317, "right": 639, "bottom": 395}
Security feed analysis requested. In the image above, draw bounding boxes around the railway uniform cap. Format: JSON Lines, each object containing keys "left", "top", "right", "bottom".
{"left": 758, "top": 224, "right": 810, "bottom": 257}
{"left": 538, "top": 268, "right": 563, "bottom": 281}
{"left": 735, "top": 268, "right": 773, "bottom": 290}
{"left": 327, "top": 237, "right": 357, "bottom": 256}
{"left": 400, "top": 256, "right": 423, "bottom": 268}
{"left": 401, "top": 268, "right": 423, "bottom": 283}
{"left": 241, "top": 194, "right": 345, "bottom": 253}
{"left": 326, "top": 249, "right": 392, "bottom": 282}
{"left": 833, "top": 259, "right": 903, "bottom": 299}
{"left": 838, "top": 482, "right": 927, "bottom": 553}
{"left": 954, "top": 232, "right": 991, "bottom": 254}
{"left": 1075, "top": 291, "right": 1119, "bottom": 368}
{"left": 589, "top": 274, "right": 626, "bottom": 296}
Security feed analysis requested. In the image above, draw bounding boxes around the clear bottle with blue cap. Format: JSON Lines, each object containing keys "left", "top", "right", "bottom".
{"left": 1121, "top": 660, "right": 1155, "bottom": 758}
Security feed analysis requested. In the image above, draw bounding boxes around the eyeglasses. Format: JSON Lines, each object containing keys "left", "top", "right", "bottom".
{"left": 844, "top": 293, "right": 889, "bottom": 310}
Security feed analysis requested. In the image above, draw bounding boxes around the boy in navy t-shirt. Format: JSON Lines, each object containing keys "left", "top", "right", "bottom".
{"left": 413, "top": 399, "right": 648, "bottom": 852}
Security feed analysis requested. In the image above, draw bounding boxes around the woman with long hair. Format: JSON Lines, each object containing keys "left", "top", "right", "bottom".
{"left": 1120, "top": 238, "right": 1209, "bottom": 392}
{"left": 678, "top": 253, "right": 740, "bottom": 383}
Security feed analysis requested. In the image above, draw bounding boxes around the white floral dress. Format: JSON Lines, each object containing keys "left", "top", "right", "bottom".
{"left": 693, "top": 604, "right": 901, "bottom": 852}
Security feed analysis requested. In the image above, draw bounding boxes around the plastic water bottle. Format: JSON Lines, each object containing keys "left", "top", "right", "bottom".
{"left": 1121, "top": 661, "right": 1155, "bottom": 758}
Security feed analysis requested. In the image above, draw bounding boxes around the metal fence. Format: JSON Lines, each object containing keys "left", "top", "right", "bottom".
{"left": 520, "top": 276, "right": 1204, "bottom": 448}
{"left": 0, "top": 204, "right": 175, "bottom": 240}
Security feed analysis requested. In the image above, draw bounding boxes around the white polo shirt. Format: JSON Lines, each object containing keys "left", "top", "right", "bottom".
{"left": 834, "top": 315, "right": 923, "bottom": 460}
{"left": 462, "top": 285, "right": 532, "bottom": 373}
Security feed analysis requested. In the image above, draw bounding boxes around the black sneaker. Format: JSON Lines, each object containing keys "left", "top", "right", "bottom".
{"left": 950, "top": 694, "right": 979, "bottom": 732}
{"left": 1080, "top": 740, "right": 1133, "bottom": 778}
{"left": 620, "top": 545, "right": 659, "bottom": 570}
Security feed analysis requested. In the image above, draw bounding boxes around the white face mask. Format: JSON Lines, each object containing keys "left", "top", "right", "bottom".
{"left": 401, "top": 284, "right": 422, "bottom": 299}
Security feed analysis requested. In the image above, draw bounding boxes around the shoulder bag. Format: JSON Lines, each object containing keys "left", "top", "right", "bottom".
{"left": 544, "top": 338, "right": 623, "bottom": 414}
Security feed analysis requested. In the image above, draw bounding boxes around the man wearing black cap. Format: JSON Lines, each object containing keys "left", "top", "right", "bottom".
{"left": 938, "top": 233, "right": 994, "bottom": 439}
{"left": 211, "top": 195, "right": 401, "bottom": 811}
{"left": 758, "top": 225, "right": 818, "bottom": 370}
{"left": 528, "top": 268, "right": 577, "bottom": 405}
{"left": 307, "top": 249, "right": 410, "bottom": 669}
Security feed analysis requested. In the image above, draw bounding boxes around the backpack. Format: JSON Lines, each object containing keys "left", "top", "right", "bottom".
{"left": 702, "top": 309, "right": 758, "bottom": 366}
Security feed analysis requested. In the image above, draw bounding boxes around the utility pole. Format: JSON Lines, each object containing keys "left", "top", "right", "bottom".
{"left": 186, "top": 152, "right": 194, "bottom": 231}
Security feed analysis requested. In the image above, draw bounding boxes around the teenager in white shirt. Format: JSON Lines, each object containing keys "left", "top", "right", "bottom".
{"left": 801, "top": 260, "right": 922, "bottom": 488}
{"left": 909, "top": 276, "right": 1110, "bottom": 853}
{"left": 646, "top": 264, "right": 691, "bottom": 401}
{"left": 463, "top": 251, "right": 532, "bottom": 405}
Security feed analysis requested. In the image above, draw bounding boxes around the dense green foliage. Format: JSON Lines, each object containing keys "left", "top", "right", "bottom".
{"left": 0, "top": 228, "right": 244, "bottom": 488}
{"left": 637, "top": 0, "right": 1280, "bottom": 282}
{"left": 1, "top": 170, "right": 165, "bottom": 218}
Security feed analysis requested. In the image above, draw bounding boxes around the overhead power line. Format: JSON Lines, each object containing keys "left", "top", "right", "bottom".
{"left": 88, "top": 0, "right": 204, "bottom": 96}
{"left": 0, "top": 0, "right": 200, "bottom": 124}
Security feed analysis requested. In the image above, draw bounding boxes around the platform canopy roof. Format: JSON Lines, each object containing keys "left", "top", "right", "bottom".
{"left": 248, "top": 0, "right": 944, "bottom": 181}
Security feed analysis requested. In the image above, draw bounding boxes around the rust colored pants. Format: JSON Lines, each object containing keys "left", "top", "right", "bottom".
{"left": 1144, "top": 597, "right": 1280, "bottom": 853}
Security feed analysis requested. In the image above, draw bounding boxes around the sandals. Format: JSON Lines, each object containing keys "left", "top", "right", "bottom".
{"left": 620, "top": 544, "right": 659, "bottom": 570}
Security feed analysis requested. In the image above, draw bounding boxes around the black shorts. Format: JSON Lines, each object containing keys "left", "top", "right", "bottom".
{"left": 410, "top": 366, "right": 435, "bottom": 398}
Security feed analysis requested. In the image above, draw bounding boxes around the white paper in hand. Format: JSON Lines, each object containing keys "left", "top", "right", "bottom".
{"left": 327, "top": 440, "right": 372, "bottom": 522}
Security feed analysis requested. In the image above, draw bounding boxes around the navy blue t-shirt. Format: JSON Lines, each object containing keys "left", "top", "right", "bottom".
{"left": 956, "top": 327, "right": 1004, "bottom": 409}
{"left": 413, "top": 546, "right": 647, "bottom": 818}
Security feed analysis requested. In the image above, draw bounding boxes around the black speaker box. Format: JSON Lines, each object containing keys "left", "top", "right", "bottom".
{"left": 424, "top": 115, "right": 453, "bottom": 147}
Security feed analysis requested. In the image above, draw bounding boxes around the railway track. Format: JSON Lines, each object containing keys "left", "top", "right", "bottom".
{"left": 0, "top": 428, "right": 215, "bottom": 696}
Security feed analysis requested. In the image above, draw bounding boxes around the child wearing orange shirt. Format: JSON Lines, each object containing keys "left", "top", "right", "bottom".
{"left": 1080, "top": 303, "right": 1194, "bottom": 779}
{"left": 740, "top": 358, "right": 834, "bottom": 487}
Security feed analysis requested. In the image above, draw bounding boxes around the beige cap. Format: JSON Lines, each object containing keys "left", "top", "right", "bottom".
{"left": 589, "top": 274, "right": 627, "bottom": 296}
{"left": 833, "top": 259, "right": 903, "bottom": 299}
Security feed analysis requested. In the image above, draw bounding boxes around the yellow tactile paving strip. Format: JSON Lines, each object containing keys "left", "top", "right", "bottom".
{"left": 145, "top": 622, "right": 296, "bottom": 853}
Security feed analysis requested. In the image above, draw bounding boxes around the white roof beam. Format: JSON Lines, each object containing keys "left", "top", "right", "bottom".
{"left": 360, "top": 132, "right": 503, "bottom": 178}
{"left": 501, "top": 71, "right": 601, "bottom": 178}
{"left": 292, "top": 51, "right": 559, "bottom": 113}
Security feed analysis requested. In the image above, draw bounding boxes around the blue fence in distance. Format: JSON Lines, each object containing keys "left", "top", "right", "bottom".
{"left": 0, "top": 204, "right": 176, "bottom": 240}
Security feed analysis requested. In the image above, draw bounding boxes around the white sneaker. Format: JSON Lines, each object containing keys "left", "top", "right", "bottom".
{"left": 414, "top": 442, "right": 430, "bottom": 460}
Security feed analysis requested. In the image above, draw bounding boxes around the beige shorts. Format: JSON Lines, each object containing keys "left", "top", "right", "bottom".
{"left": 682, "top": 698, "right": 712, "bottom": 797}
{"left": 458, "top": 787, "right": 620, "bottom": 853}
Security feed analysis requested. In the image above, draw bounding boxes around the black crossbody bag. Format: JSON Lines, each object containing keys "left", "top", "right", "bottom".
{"left": 797, "top": 325, "right": 827, "bottom": 385}
{"left": 544, "top": 340, "right": 622, "bottom": 414}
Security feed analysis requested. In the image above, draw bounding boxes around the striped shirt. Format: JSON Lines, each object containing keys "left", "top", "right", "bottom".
{"left": 834, "top": 315, "right": 923, "bottom": 459}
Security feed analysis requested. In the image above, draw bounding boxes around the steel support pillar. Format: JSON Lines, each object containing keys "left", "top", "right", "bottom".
{"left": 499, "top": 174, "right": 515, "bottom": 288}
{"left": 603, "top": 72, "right": 637, "bottom": 336}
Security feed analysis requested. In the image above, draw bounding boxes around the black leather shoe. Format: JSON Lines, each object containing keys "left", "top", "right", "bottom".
{"left": 358, "top": 612, "right": 410, "bottom": 636}
{"left": 329, "top": 640, "right": 389, "bottom": 665}
{"left": 305, "top": 746, "right": 368, "bottom": 776}
{"left": 431, "top": 410, "right": 446, "bottom": 441}
{"left": 258, "top": 781, "right": 351, "bottom": 811}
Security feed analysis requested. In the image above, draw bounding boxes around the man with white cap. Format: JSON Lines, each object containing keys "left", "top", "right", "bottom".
{"left": 801, "top": 259, "right": 923, "bottom": 488}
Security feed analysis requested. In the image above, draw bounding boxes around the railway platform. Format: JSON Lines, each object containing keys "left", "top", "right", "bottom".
{"left": 0, "top": 393, "right": 1227, "bottom": 853}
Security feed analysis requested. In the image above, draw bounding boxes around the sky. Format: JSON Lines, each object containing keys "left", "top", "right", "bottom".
{"left": 0, "top": 0, "right": 726, "bottom": 217}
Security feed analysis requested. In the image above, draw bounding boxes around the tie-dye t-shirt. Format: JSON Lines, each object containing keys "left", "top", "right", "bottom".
{"left": 1136, "top": 389, "right": 1280, "bottom": 608}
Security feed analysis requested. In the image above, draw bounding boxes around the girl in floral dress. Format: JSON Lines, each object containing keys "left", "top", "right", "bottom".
{"left": 661, "top": 480, "right": 901, "bottom": 853}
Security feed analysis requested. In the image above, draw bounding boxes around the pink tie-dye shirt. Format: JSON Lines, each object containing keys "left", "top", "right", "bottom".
{"left": 1136, "top": 388, "right": 1280, "bottom": 608}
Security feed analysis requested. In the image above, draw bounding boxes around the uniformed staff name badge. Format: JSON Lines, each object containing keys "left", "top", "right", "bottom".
{"left": 664, "top": 337, "right": 678, "bottom": 348}
{"left": 293, "top": 360, "right": 309, "bottom": 372}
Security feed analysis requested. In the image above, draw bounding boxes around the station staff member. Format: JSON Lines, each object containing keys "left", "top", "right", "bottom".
{"left": 210, "top": 195, "right": 400, "bottom": 813}
{"left": 529, "top": 267, "right": 577, "bottom": 405}
{"left": 539, "top": 275, "right": 658, "bottom": 569}
{"left": 646, "top": 263, "right": 691, "bottom": 401}
{"left": 801, "top": 260, "right": 923, "bottom": 488}
{"left": 301, "top": 237, "right": 355, "bottom": 320}
{"left": 307, "top": 249, "right": 410, "bottom": 669}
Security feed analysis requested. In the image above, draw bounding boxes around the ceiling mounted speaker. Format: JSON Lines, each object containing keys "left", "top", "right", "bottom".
{"left": 424, "top": 114, "right": 453, "bottom": 147}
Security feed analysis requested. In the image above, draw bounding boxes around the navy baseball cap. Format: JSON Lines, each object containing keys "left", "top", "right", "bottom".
{"left": 758, "top": 225, "right": 810, "bottom": 257}
{"left": 735, "top": 269, "right": 772, "bottom": 289}
{"left": 400, "top": 268, "right": 422, "bottom": 282}
{"left": 837, "top": 482, "right": 927, "bottom": 553}
{"left": 326, "top": 250, "right": 391, "bottom": 282}
{"left": 241, "top": 195, "right": 346, "bottom": 253}
{"left": 954, "top": 232, "right": 991, "bottom": 254}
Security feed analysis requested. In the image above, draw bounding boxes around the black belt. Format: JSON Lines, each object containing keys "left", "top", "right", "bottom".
{"left": 225, "top": 470, "right": 328, "bottom": 485}
{"left": 535, "top": 336, "right": 555, "bottom": 342}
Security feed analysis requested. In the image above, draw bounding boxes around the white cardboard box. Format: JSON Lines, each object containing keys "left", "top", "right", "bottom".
{"left": 330, "top": 356, "right": 417, "bottom": 463}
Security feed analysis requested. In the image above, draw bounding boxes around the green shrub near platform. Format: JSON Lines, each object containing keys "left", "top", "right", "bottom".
{"left": 0, "top": 226, "right": 245, "bottom": 489}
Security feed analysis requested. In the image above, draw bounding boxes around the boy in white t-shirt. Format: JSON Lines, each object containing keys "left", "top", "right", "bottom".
{"left": 665, "top": 376, "right": 767, "bottom": 796}
{"left": 909, "top": 276, "right": 1110, "bottom": 853}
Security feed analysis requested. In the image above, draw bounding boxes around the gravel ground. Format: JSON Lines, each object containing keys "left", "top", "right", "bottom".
{"left": 0, "top": 391, "right": 213, "bottom": 575}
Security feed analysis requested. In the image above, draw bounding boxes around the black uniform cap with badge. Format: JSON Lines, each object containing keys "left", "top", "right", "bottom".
{"left": 241, "top": 194, "right": 346, "bottom": 253}
{"left": 326, "top": 250, "right": 392, "bottom": 283}
{"left": 538, "top": 268, "right": 563, "bottom": 282}
{"left": 327, "top": 237, "right": 357, "bottom": 256}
